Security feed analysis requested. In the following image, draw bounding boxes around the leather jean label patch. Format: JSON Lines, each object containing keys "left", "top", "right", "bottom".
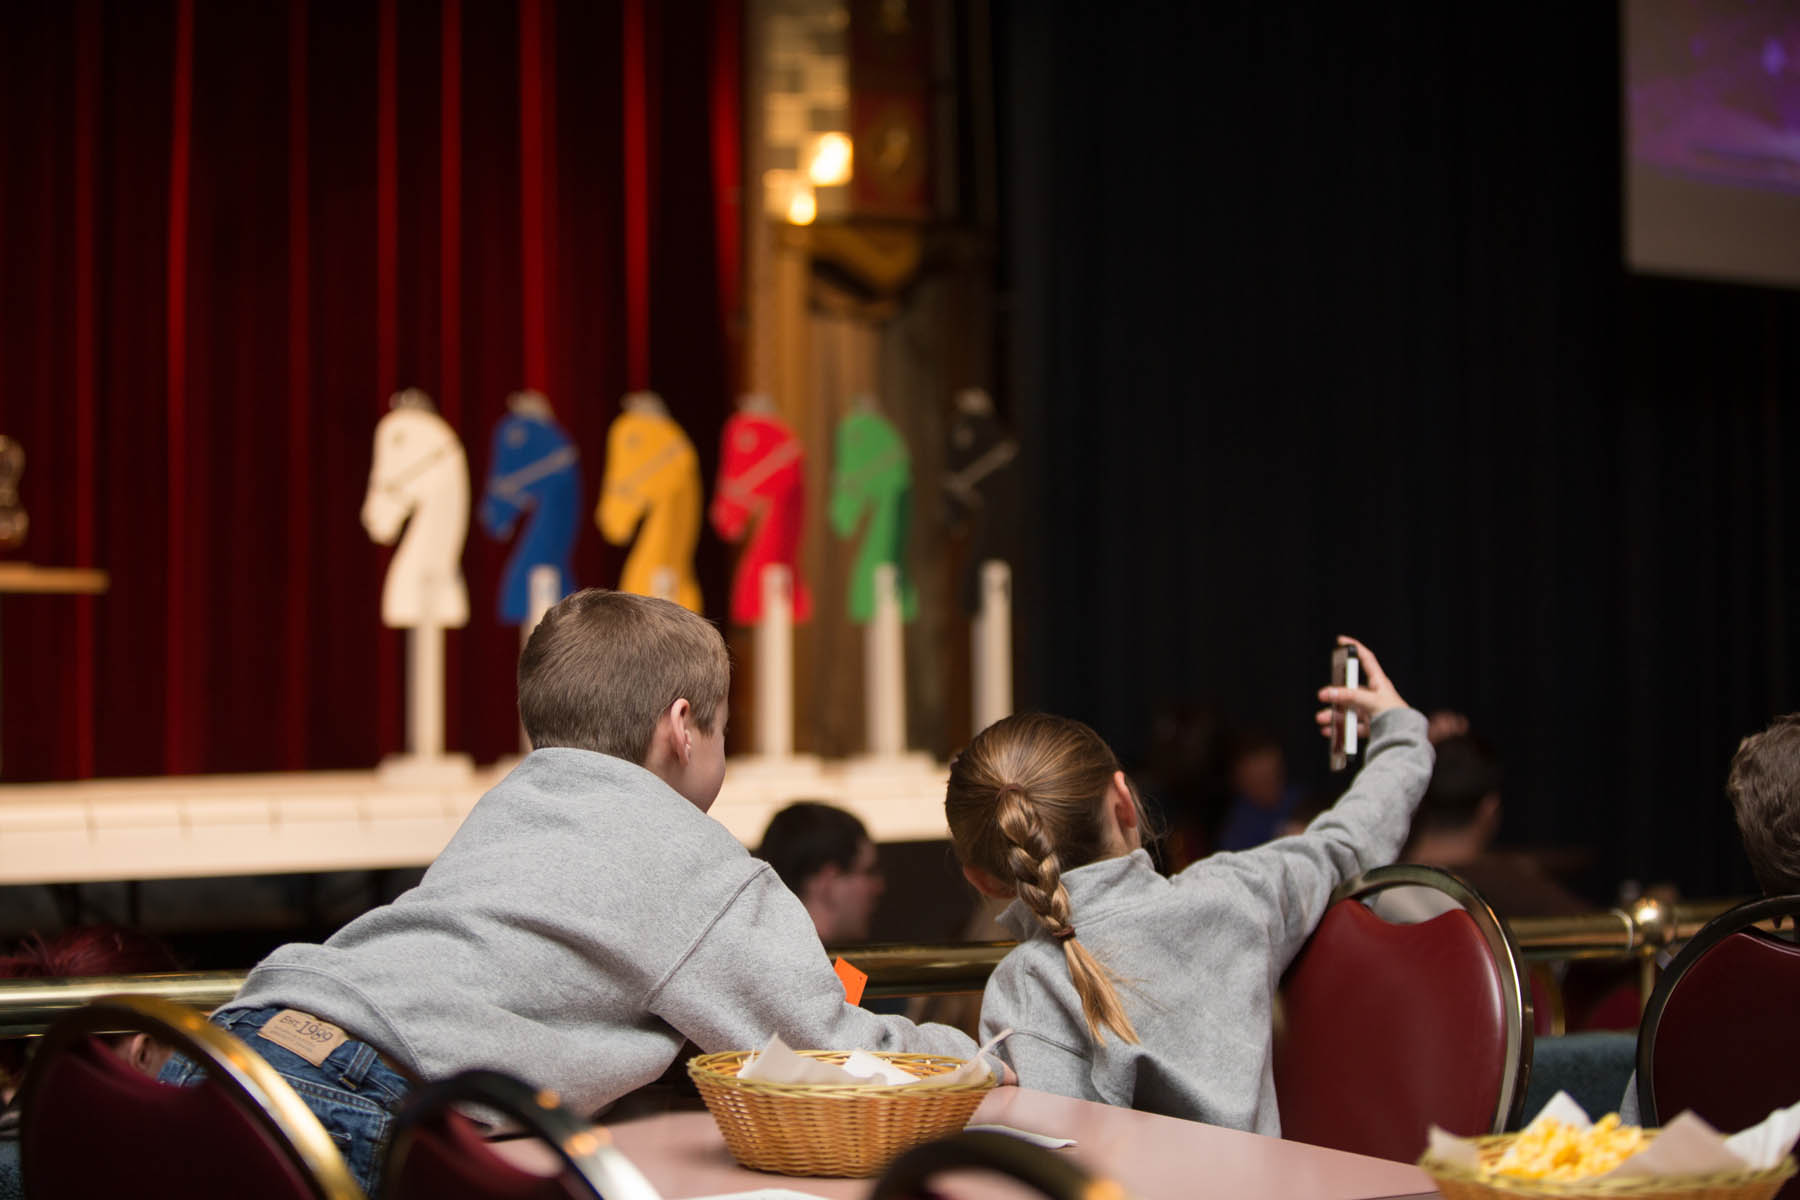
{"left": 258, "top": 1008, "right": 349, "bottom": 1067}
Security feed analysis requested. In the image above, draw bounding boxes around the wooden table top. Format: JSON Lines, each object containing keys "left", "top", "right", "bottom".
{"left": 492, "top": 1087, "right": 1438, "bottom": 1200}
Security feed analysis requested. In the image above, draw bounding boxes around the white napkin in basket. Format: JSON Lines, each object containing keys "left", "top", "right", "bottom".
{"left": 1427, "top": 1091, "right": 1800, "bottom": 1178}
{"left": 735, "top": 1030, "right": 1010, "bottom": 1088}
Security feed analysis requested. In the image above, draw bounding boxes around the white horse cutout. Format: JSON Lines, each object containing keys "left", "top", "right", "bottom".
{"left": 361, "top": 390, "right": 471, "bottom": 630}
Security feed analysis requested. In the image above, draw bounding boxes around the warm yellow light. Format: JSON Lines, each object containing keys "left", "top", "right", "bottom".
{"left": 807, "top": 132, "right": 854, "bottom": 186}
{"left": 762, "top": 169, "right": 794, "bottom": 218}
{"left": 787, "top": 185, "right": 817, "bottom": 225}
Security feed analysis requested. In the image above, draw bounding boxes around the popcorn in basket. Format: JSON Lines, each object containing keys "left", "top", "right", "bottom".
{"left": 1419, "top": 1091, "right": 1800, "bottom": 1200}
{"left": 687, "top": 1031, "right": 1007, "bottom": 1177}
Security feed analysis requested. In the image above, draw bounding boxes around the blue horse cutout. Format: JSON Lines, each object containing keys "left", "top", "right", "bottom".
{"left": 479, "top": 392, "right": 582, "bottom": 625}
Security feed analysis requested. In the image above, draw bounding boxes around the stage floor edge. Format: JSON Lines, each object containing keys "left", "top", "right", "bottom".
{"left": 0, "top": 755, "right": 950, "bottom": 886}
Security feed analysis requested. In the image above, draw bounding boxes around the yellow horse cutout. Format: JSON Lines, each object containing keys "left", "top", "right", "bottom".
{"left": 596, "top": 392, "right": 704, "bottom": 613}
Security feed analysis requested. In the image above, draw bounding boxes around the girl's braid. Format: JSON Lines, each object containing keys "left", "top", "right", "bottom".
{"left": 995, "top": 785, "right": 1074, "bottom": 938}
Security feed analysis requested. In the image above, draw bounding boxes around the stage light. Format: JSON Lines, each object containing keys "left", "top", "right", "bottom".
{"left": 807, "top": 132, "right": 853, "bottom": 187}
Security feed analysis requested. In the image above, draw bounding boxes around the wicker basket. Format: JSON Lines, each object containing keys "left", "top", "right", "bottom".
{"left": 1420, "top": 1133, "right": 1797, "bottom": 1200}
{"left": 686, "top": 1048, "right": 996, "bottom": 1177}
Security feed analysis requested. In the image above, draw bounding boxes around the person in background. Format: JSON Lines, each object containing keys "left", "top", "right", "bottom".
{"left": 1135, "top": 702, "right": 1232, "bottom": 870}
{"left": 1213, "top": 729, "right": 1301, "bottom": 851}
{"left": 1374, "top": 713, "right": 1589, "bottom": 923}
{"left": 0, "top": 926, "right": 182, "bottom": 1199}
{"left": 1619, "top": 711, "right": 1800, "bottom": 1122}
{"left": 1725, "top": 713, "right": 1800, "bottom": 898}
{"left": 756, "top": 802, "right": 886, "bottom": 944}
{"left": 1370, "top": 715, "right": 1640, "bottom": 1118}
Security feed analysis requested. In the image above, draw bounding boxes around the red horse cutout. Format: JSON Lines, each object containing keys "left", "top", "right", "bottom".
{"left": 710, "top": 403, "right": 812, "bottom": 625}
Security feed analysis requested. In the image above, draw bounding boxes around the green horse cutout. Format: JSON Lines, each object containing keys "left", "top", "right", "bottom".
{"left": 828, "top": 403, "right": 918, "bottom": 624}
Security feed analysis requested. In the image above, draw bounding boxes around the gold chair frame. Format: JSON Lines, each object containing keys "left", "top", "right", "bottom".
{"left": 1634, "top": 892, "right": 1800, "bottom": 1125}
{"left": 385, "top": 1067, "right": 664, "bottom": 1200}
{"left": 16, "top": 992, "right": 365, "bottom": 1200}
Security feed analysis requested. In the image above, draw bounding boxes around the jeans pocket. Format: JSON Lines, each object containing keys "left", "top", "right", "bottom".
{"left": 288, "top": 1079, "right": 392, "bottom": 1195}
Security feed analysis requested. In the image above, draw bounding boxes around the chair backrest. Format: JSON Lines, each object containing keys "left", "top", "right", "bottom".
{"left": 868, "top": 1130, "right": 1110, "bottom": 1200}
{"left": 1637, "top": 894, "right": 1800, "bottom": 1135}
{"left": 381, "top": 1068, "right": 663, "bottom": 1200}
{"left": 1273, "top": 864, "right": 1534, "bottom": 1163}
{"left": 17, "top": 993, "right": 364, "bottom": 1200}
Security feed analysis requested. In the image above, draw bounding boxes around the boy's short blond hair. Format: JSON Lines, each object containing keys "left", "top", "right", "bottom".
{"left": 518, "top": 589, "right": 729, "bottom": 764}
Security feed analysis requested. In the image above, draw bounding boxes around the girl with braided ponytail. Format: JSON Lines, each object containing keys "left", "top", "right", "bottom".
{"left": 945, "top": 636, "right": 1434, "bottom": 1132}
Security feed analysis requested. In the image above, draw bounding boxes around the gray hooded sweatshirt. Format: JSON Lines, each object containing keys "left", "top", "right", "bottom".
{"left": 228, "top": 748, "right": 977, "bottom": 1116}
{"left": 978, "top": 707, "right": 1434, "bottom": 1133}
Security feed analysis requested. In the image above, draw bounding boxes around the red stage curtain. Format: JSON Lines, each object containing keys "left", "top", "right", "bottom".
{"left": 0, "top": 0, "right": 741, "bottom": 781}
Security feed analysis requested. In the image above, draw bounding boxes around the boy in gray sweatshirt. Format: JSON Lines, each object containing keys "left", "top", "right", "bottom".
{"left": 163, "top": 589, "right": 978, "bottom": 1194}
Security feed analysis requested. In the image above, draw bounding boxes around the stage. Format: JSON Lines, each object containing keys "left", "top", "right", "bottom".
{"left": 0, "top": 755, "right": 952, "bottom": 887}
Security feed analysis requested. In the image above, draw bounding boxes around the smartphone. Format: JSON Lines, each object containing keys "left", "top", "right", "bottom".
{"left": 1329, "top": 644, "right": 1362, "bottom": 772}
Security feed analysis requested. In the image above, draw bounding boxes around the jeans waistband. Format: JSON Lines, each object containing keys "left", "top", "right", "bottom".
{"left": 228, "top": 1005, "right": 417, "bottom": 1087}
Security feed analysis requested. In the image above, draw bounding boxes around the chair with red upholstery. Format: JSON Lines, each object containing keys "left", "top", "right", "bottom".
{"left": 1273, "top": 864, "right": 1534, "bottom": 1163}
{"left": 1636, "top": 894, "right": 1800, "bottom": 1138}
{"left": 380, "top": 1068, "right": 664, "bottom": 1200}
{"left": 17, "top": 993, "right": 364, "bottom": 1200}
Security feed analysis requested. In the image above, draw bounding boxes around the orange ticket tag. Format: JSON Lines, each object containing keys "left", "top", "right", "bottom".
{"left": 833, "top": 956, "right": 868, "bottom": 1006}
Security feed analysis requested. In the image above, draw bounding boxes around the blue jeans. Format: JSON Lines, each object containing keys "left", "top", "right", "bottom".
{"left": 0, "top": 1136, "right": 19, "bottom": 1200}
{"left": 157, "top": 1005, "right": 412, "bottom": 1196}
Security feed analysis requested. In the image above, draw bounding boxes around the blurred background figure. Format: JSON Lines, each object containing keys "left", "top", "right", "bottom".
{"left": 1364, "top": 715, "right": 1635, "bottom": 1115}
{"left": 756, "top": 802, "right": 886, "bottom": 945}
{"left": 1389, "top": 714, "right": 1589, "bottom": 920}
{"left": 1215, "top": 728, "right": 1302, "bottom": 852}
{"left": 1135, "top": 702, "right": 1232, "bottom": 871}
{"left": 1402, "top": 713, "right": 1501, "bottom": 863}
{"left": 0, "top": 925, "right": 182, "bottom": 1199}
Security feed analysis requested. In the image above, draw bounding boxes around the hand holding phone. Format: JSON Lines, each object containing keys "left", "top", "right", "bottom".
{"left": 1315, "top": 636, "right": 1408, "bottom": 769}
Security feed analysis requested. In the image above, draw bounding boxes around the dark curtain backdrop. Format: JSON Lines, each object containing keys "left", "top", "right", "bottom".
{"left": 998, "top": 4, "right": 1798, "bottom": 900}
{"left": 0, "top": 0, "right": 740, "bottom": 781}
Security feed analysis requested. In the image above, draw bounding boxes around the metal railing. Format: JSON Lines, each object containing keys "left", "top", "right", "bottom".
{"left": 0, "top": 897, "right": 1748, "bottom": 1037}
{"left": 1513, "top": 898, "right": 1738, "bottom": 961}
{"left": 0, "top": 971, "right": 247, "bottom": 1037}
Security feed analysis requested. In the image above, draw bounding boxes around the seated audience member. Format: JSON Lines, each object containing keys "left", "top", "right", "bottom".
{"left": 756, "top": 802, "right": 886, "bottom": 944}
{"left": 164, "top": 590, "right": 980, "bottom": 1196}
{"left": 0, "top": 925, "right": 181, "bottom": 1096}
{"left": 1725, "top": 713, "right": 1800, "bottom": 897}
{"left": 1214, "top": 729, "right": 1301, "bottom": 851}
{"left": 945, "top": 637, "right": 1433, "bottom": 1131}
{"left": 1619, "top": 712, "right": 1800, "bottom": 1122}
{"left": 1373, "top": 715, "right": 1589, "bottom": 923}
{"left": 0, "top": 926, "right": 182, "bottom": 1200}
{"left": 1135, "top": 702, "right": 1232, "bottom": 871}
{"left": 1405, "top": 721, "right": 1663, "bottom": 1043}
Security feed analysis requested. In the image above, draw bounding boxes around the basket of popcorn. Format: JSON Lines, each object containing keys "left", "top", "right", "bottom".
{"left": 1419, "top": 1093, "right": 1800, "bottom": 1200}
{"left": 687, "top": 1035, "right": 1000, "bottom": 1177}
